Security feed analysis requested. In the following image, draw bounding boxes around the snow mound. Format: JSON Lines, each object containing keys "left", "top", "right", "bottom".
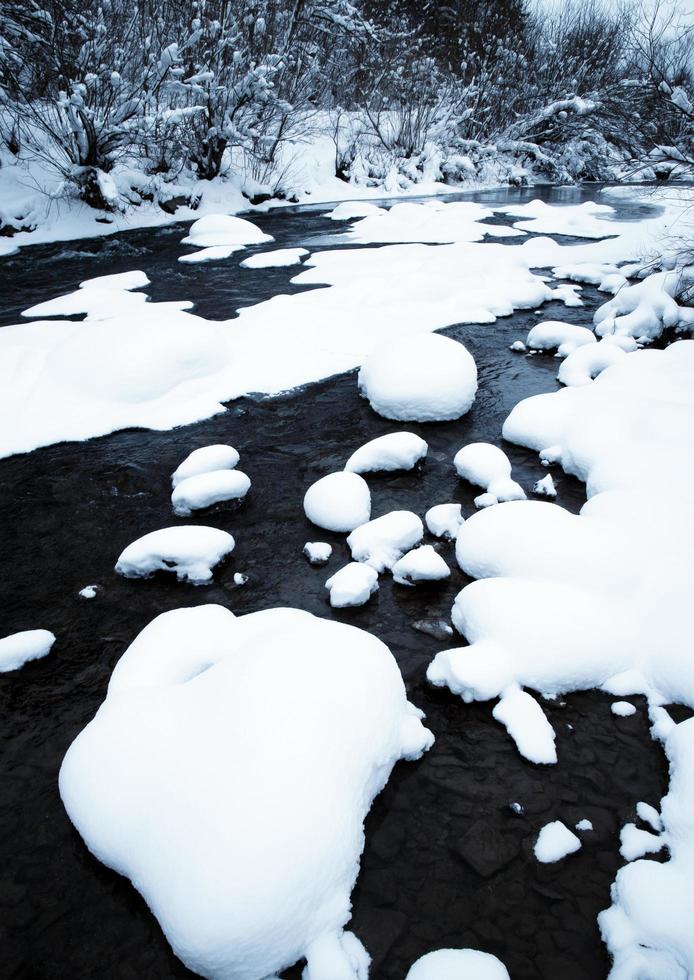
{"left": 557, "top": 338, "right": 627, "bottom": 386}
{"left": 326, "top": 563, "right": 379, "bottom": 608}
{"left": 78, "top": 585, "right": 98, "bottom": 599}
{"left": 21, "top": 271, "right": 156, "bottom": 320}
{"left": 425, "top": 503, "right": 464, "bottom": 540}
{"left": 576, "top": 819, "right": 593, "bottom": 832}
{"left": 612, "top": 701, "right": 637, "bottom": 717}
{"left": 240, "top": 248, "right": 308, "bottom": 269}
{"left": 534, "top": 821, "right": 582, "bottom": 862}
{"left": 171, "top": 470, "right": 251, "bottom": 516}
{"left": 392, "top": 546, "right": 450, "bottom": 586}
{"left": 552, "top": 262, "right": 627, "bottom": 295}
{"left": 326, "top": 202, "right": 386, "bottom": 221}
{"left": 492, "top": 686, "right": 557, "bottom": 764}
{"left": 347, "top": 200, "right": 523, "bottom": 245}
{"left": 454, "top": 442, "right": 525, "bottom": 504}
{"left": 0, "top": 629, "right": 56, "bottom": 673}
{"left": 347, "top": 511, "right": 424, "bottom": 572}
{"left": 172, "top": 445, "right": 240, "bottom": 487}
{"left": 405, "top": 948, "right": 510, "bottom": 980}
{"left": 304, "top": 472, "right": 371, "bottom": 533}
{"left": 500, "top": 200, "right": 624, "bottom": 239}
{"left": 115, "top": 526, "right": 234, "bottom": 585}
{"left": 59, "top": 605, "right": 433, "bottom": 980}
{"left": 345, "top": 432, "right": 427, "bottom": 474}
{"left": 182, "top": 213, "right": 273, "bottom": 249}
{"left": 178, "top": 245, "right": 243, "bottom": 264}
{"left": 303, "top": 542, "right": 333, "bottom": 566}
{"left": 526, "top": 320, "right": 596, "bottom": 357}
{"left": 594, "top": 267, "right": 694, "bottom": 342}
{"left": 533, "top": 474, "right": 556, "bottom": 497}
{"left": 619, "top": 823, "right": 664, "bottom": 861}
{"left": 358, "top": 335, "right": 477, "bottom": 422}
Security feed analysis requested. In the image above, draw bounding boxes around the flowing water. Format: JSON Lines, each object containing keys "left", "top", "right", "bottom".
{"left": 0, "top": 185, "right": 671, "bottom": 979}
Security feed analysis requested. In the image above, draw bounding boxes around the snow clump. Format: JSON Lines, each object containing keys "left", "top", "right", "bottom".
{"left": 533, "top": 474, "right": 556, "bottom": 497}
{"left": 178, "top": 245, "right": 243, "bottom": 264}
{"left": 534, "top": 821, "right": 582, "bottom": 862}
{"left": 405, "top": 948, "right": 510, "bottom": 980}
{"left": 0, "top": 629, "right": 56, "bottom": 673}
{"left": 304, "top": 472, "right": 371, "bottom": 533}
{"left": 425, "top": 503, "right": 464, "bottom": 540}
{"left": 182, "top": 213, "right": 273, "bottom": 249}
{"left": 171, "top": 470, "right": 251, "bottom": 516}
{"left": 358, "top": 334, "right": 477, "bottom": 422}
{"left": 557, "top": 338, "right": 627, "bottom": 386}
{"left": 325, "top": 563, "right": 379, "bottom": 608}
{"left": 576, "top": 819, "right": 593, "bottom": 832}
{"left": 454, "top": 442, "right": 525, "bottom": 504}
{"left": 172, "top": 444, "right": 240, "bottom": 487}
{"left": 59, "top": 604, "right": 433, "bottom": 980}
{"left": 526, "top": 320, "right": 596, "bottom": 357}
{"left": 344, "top": 432, "right": 427, "bottom": 474}
{"left": 492, "top": 686, "right": 557, "bottom": 764}
{"left": 240, "top": 248, "right": 308, "bottom": 269}
{"left": 347, "top": 511, "right": 424, "bottom": 572}
{"left": 326, "top": 201, "right": 386, "bottom": 221}
{"left": 303, "top": 542, "right": 333, "bottom": 566}
{"left": 115, "top": 526, "right": 234, "bottom": 584}
{"left": 612, "top": 701, "right": 637, "bottom": 717}
{"left": 79, "top": 585, "right": 98, "bottom": 599}
{"left": 392, "top": 546, "right": 450, "bottom": 586}
{"left": 594, "top": 267, "right": 694, "bottom": 342}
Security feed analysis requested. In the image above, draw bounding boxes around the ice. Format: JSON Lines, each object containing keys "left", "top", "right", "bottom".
{"left": 405, "top": 948, "right": 510, "bottom": 979}
{"left": 344, "top": 432, "right": 427, "bottom": 474}
{"left": 325, "top": 563, "right": 379, "bottom": 608}
{"left": 533, "top": 474, "right": 556, "bottom": 497}
{"left": 492, "top": 686, "right": 557, "bottom": 764}
{"left": 392, "top": 545, "right": 450, "bottom": 586}
{"left": 557, "top": 338, "right": 627, "bottom": 386}
{"left": 181, "top": 213, "right": 273, "bottom": 248}
{"left": 0, "top": 629, "right": 56, "bottom": 673}
{"left": 78, "top": 585, "right": 98, "bottom": 599}
{"left": 611, "top": 701, "right": 637, "bottom": 717}
{"left": 172, "top": 445, "right": 240, "bottom": 487}
{"left": 303, "top": 542, "right": 333, "bottom": 566}
{"left": 534, "top": 821, "right": 582, "bottom": 862}
{"left": 60, "top": 605, "right": 433, "bottom": 980}
{"left": 326, "top": 202, "right": 386, "bottom": 220}
{"left": 358, "top": 335, "right": 477, "bottom": 422}
{"left": 636, "top": 801, "right": 662, "bottom": 833}
{"left": 425, "top": 503, "right": 464, "bottom": 540}
{"left": 576, "top": 819, "right": 594, "bottom": 832}
{"left": 240, "top": 248, "right": 309, "bottom": 268}
{"left": 454, "top": 443, "right": 525, "bottom": 504}
{"left": 115, "top": 526, "right": 235, "bottom": 585}
{"left": 178, "top": 245, "right": 244, "bottom": 263}
{"left": 171, "top": 470, "right": 251, "bottom": 516}
{"left": 526, "top": 320, "right": 596, "bottom": 356}
{"left": 347, "top": 511, "right": 424, "bottom": 572}
{"left": 619, "top": 823, "right": 665, "bottom": 861}
{"left": 304, "top": 472, "right": 371, "bottom": 533}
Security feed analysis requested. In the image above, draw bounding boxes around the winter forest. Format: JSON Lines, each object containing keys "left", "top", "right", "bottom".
{"left": 2, "top": 2, "right": 694, "bottom": 980}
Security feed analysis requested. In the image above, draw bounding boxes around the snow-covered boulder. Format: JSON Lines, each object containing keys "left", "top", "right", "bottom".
{"left": 526, "top": 320, "right": 596, "bottom": 357}
{"left": 171, "top": 470, "right": 251, "bottom": 517}
{"left": 454, "top": 443, "right": 525, "bottom": 504}
{"left": 594, "top": 267, "right": 694, "bottom": 342}
{"left": 304, "top": 472, "right": 371, "bottom": 533}
{"left": 326, "top": 202, "right": 386, "bottom": 221}
{"left": 240, "top": 248, "right": 308, "bottom": 269}
{"left": 303, "top": 542, "right": 333, "bottom": 566}
{"left": 557, "top": 338, "right": 627, "bottom": 386}
{"left": 534, "top": 821, "right": 582, "bottom": 863}
{"left": 178, "top": 245, "right": 243, "bottom": 264}
{"left": 59, "top": 605, "right": 433, "bottom": 980}
{"left": 533, "top": 474, "right": 556, "bottom": 497}
{"left": 425, "top": 503, "right": 464, "bottom": 540}
{"left": 347, "top": 511, "right": 423, "bottom": 572}
{"left": 344, "top": 432, "right": 427, "bottom": 474}
{"left": 172, "top": 445, "right": 240, "bottom": 487}
{"left": 182, "top": 214, "right": 273, "bottom": 249}
{"left": 405, "top": 949, "right": 510, "bottom": 980}
{"left": 325, "top": 563, "right": 379, "bottom": 608}
{"left": 78, "top": 585, "right": 98, "bottom": 599}
{"left": 0, "top": 629, "right": 56, "bottom": 673}
{"left": 392, "top": 546, "right": 450, "bottom": 586}
{"left": 492, "top": 686, "right": 557, "bottom": 764}
{"left": 358, "top": 334, "right": 478, "bottom": 422}
{"left": 115, "top": 527, "right": 234, "bottom": 585}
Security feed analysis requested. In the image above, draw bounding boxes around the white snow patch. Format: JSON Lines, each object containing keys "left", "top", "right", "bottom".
{"left": 0, "top": 629, "right": 56, "bottom": 673}
{"left": 405, "top": 948, "right": 510, "bottom": 980}
{"left": 636, "top": 801, "right": 662, "bottom": 833}
{"left": 172, "top": 445, "right": 240, "bottom": 487}
{"left": 526, "top": 321, "right": 596, "bottom": 357}
{"left": 178, "top": 245, "right": 244, "bottom": 264}
{"left": 557, "top": 338, "right": 627, "bottom": 386}
{"left": 346, "top": 200, "right": 523, "bottom": 245}
{"left": 454, "top": 443, "right": 525, "bottom": 504}
{"left": 425, "top": 503, "right": 464, "bottom": 540}
{"left": 326, "top": 202, "right": 386, "bottom": 221}
{"left": 619, "top": 823, "right": 665, "bottom": 861}
{"left": 115, "top": 526, "right": 234, "bottom": 585}
{"left": 344, "top": 432, "right": 427, "bottom": 474}
{"left": 533, "top": 474, "right": 556, "bottom": 497}
{"left": 325, "top": 563, "right": 379, "bottom": 608}
{"left": 303, "top": 542, "right": 333, "bottom": 566}
{"left": 392, "top": 546, "right": 450, "bottom": 586}
{"left": 611, "top": 701, "right": 637, "bottom": 717}
{"left": 171, "top": 470, "right": 251, "bottom": 517}
{"left": 182, "top": 213, "right": 273, "bottom": 249}
{"left": 492, "top": 686, "right": 557, "bottom": 764}
{"left": 576, "top": 819, "right": 594, "bottom": 832}
{"left": 304, "top": 472, "right": 371, "bottom": 533}
{"left": 240, "top": 248, "right": 309, "bottom": 269}
{"left": 595, "top": 267, "right": 694, "bottom": 342}
{"left": 534, "top": 821, "right": 582, "bottom": 863}
{"left": 79, "top": 586, "right": 98, "bottom": 600}
{"left": 347, "top": 511, "right": 423, "bottom": 573}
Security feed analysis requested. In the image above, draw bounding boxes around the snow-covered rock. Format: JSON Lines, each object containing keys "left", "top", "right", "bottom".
{"left": 526, "top": 320, "right": 596, "bottom": 357}
{"left": 636, "top": 801, "right": 662, "bottom": 832}
{"left": 534, "top": 821, "right": 582, "bottom": 862}
{"left": 619, "top": 823, "right": 665, "bottom": 862}
{"left": 552, "top": 261, "right": 627, "bottom": 295}
{"left": 0, "top": 629, "right": 56, "bottom": 673}
{"left": 172, "top": 445, "right": 240, "bottom": 487}
{"left": 425, "top": 503, "right": 464, "bottom": 540}
{"left": 78, "top": 585, "right": 98, "bottom": 599}
{"left": 303, "top": 542, "right": 333, "bottom": 566}
{"left": 115, "top": 527, "right": 235, "bottom": 585}
{"left": 492, "top": 686, "right": 557, "bottom": 764}
{"left": 344, "top": 432, "right": 427, "bottom": 474}
{"left": 347, "top": 511, "right": 423, "bottom": 573}
{"left": 171, "top": 470, "right": 251, "bottom": 517}
{"left": 454, "top": 442, "right": 525, "bottom": 504}
{"left": 304, "top": 472, "right": 371, "bottom": 533}
{"left": 179, "top": 245, "right": 243, "bottom": 264}
{"left": 594, "top": 267, "right": 694, "bottom": 342}
{"left": 240, "top": 248, "right": 308, "bottom": 269}
{"left": 533, "top": 474, "right": 556, "bottom": 497}
{"left": 612, "top": 701, "right": 637, "bottom": 717}
{"left": 392, "top": 546, "right": 450, "bottom": 586}
{"left": 325, "top": 563, "right": 379, "bottom": 608}
{"left": 405, "top": 948, "right": 510, "bottom": 980}
{"left": 473, "top": 492, "right": 498, "bottom": 509}
{"left": 59, "top": 605, "right": 433, "bottom": 980}
{"left": 182, "top": 213, "right": 273, "bottom": 249}
{"left": 557, "top": 338, "right": 627, "bottom": 386}
{"left": 576, "top": 819, "right": 593, "bottom": 832}
{"left": 358, "top": 335, "right": 477, "bottom": 422}
{"left": 326, "top": 201, "right": 386, "bottom": 221}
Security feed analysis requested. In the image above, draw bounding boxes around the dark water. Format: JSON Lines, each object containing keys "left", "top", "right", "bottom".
{"left": 0, "top": 186, "right": 670, "bottom": 979}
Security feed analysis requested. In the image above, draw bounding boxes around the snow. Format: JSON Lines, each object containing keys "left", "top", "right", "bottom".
{"left": 347, "top": 511, "right": 424, "bottom": 573}
{"left": 405, "top": 948, "right": 510, "bottom": 980}
{"left": 346, "top": 200, "right": 524, "bottom": 245}
{"left": 0, "top": 629, "right": 56, "bottom": 673}
{"left": 611, "top": 701, "right": 637, "bottom": 717}
{"left": 344, "top": 432, "right": 428, "bottom": 474}
{"left": 474, "top": 492, "right": 498, "bottom": 509}
{"left": 179, "top": 245, "right": 244, "bottom": 264}
{"left": 619, "top": 823, "right": 665, "bottom": 861}
{"left": 557, "top": 338, "right": 627, "bottom": 386}
{"left": 534, "top": 821, "right": 582, "bottom": 863}
{"left": 425, "top": 503, "right": 464, "bottom": 540}
{"left": 233, "top": 573, "right": 248, "bottom": 587}
{"left": 454, "top": 443, "right": 526, "bottom": 504}
{"left": 533, "top": 474, "right": 556, "bottom": 497}
{"left": 172, "top": 445, "right": 240, "bottom": 487}
{"left": 240, "top": 248, "right": 309, "bottom": 269}
{"left": 594, "top": 268, "right": 694, "bottom": 343}
{"left": 326, "top": 202, "right": 386, "bottom": 221}
{"left": 115, "top": 526, "right": 235, "bottom": 585}
{"left": 303, "top": 472, "right": 371, "bottom": 533}
{"left": 79, "top": 586, "right": 98, "bottom": 599}
{"left": 526, "top": 320, "right": 596, "bottom": 356}
{"left": 325, "top": 563, "right": 379, "bottom": 608}
{"left": 171, "top": 470, "right": 251, "bottom": 516}
{"left": 492, "top": 686, "right": 557, "bottom": 764}
{"left": 498, "top": 200, "right": 629, "bottom": 239}
{"left": 21, "top": 272, "right": 158, "bottom": 321}
{"left": 636, "top": 801, "right": 662, "bottom": 832}
{"left": 59, "top": 605, "right": 433, "bottom": 979}
{"left": 358, "top": 335, "right": 477, "bottom": 422}
{"left": 392, "top": 546, "right": 450, "bottom": 586}
{"left": 303, "top": 542, "right": 333, "bottom": 566}
{"left": 552, "top": 262, "right": 627, "bottom": 295}
{"left": 181, "top": 213, "right": 273, "bottom": 249}
{"left": 576, "top": 819, "right": 594, "bottom": 832}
